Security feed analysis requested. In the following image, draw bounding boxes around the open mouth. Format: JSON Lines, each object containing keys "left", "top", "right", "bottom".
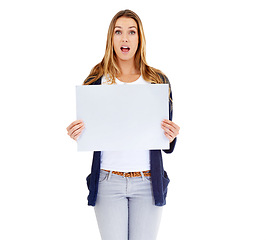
{"left": 120, "top": 46, "right": 130, "bottom": 52}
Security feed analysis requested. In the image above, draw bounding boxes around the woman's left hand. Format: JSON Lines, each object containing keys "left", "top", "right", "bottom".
{"left": 161, "top": 119, "right": 180, "bottom": 143}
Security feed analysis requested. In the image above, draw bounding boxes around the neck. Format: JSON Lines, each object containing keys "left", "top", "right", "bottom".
{"left": 117, "top": 58, "right": 140, "bottom": 76}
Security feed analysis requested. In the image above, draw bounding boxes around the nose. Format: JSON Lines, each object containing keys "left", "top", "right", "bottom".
{"left": 122, "top": 33, "right": 128, "bottom": 42}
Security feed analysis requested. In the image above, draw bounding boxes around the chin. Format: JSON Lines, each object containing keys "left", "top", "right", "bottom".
{"left": 118, "top": 55, "right": 134, "bottom": 61}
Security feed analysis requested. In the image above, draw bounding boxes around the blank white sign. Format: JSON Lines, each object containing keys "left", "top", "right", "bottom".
{"left": 76, "top": 84, "right": 169, "bottom": 151}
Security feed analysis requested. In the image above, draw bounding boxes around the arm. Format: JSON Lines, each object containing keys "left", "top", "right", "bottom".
{"left": 161, "top": 75, "right": 180, "bottom": 154}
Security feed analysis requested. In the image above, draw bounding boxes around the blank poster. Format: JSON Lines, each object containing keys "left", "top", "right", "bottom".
{"left": 76, "top": 84, "right": 169, "bottom": 151}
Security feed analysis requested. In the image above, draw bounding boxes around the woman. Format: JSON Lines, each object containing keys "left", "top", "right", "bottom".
{"left": 67, "top": 9, "right": 180, "bottom": 240}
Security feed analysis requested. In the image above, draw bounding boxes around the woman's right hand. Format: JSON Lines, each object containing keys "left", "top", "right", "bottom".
{"left": 66, "top": 120, "right": 85, "bottom": 141}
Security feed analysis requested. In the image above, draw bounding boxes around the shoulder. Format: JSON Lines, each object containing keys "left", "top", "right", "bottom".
{"left": 83, "top": 75, "right": 103, "bottom": 85}
{"left": 150, "top": 67, "right": 170, "bottom": 84}
{"left": 158, "top": 73, "right": 170, "bottom": 84}
{"left": 156, "top": 71, "right": 170, "bottom": 85}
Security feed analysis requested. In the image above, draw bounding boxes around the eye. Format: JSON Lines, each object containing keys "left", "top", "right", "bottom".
{"left": 130, "top": 31, "right": 136, "bottom": 35}
{"left": 115, "top": 30, "right": 121, "bottom": 35}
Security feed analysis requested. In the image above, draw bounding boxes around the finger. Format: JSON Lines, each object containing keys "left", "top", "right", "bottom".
{"left": 73, "top": 126, "right": 85, "bottom": 140}
{"left": 161, "top": 122, "right": 175, "bottom": 134}
{"left": 67, "top": 120, "right": 84, "bottom": 132}
{"left": 66, "top": 120, "right": 83, "bottom": 132}
{"left": 70, "top": 125, "right": 84, "bottom": 139}
{"left": 162, "top": 124, "right": 180, "bottom": 140}
{"left": 162, "top": 125, "right": 175, "bottom": 138}
{"left": 73, "top": 131, "right": 81, "bottom": 141}
{"left": 72, "top": 126, "right": 85, "bottom": 140}
{"left": 161, "top": 125, "right": 173, "bottom": 135}
{"left": 162, "top": 120, "right": 176, "bottom": 128}
{"left": 162, "top": 119, "right": 179, "bottom": 128}
{"left": 164, "top": 131, "right": 174, "bottom": 142}
{"left": 162, "top": 120, "right": 180, "bottom": 133}
{"left": 68, "top": 122, "right": 84, "bottom": 136}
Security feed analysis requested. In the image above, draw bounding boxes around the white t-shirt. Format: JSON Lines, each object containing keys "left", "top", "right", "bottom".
{"left": 100, "top": 74, "right": 151, "bottom": 172}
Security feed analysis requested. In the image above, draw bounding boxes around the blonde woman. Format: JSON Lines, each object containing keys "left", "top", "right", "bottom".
{"left": 67, "top": 9, "right": 180, "bottom": 240}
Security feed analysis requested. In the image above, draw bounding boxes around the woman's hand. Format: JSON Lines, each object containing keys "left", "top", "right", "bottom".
{"left": 161, "top": 119, "right": 180, "bottom": 143}
{"left": 66, "top": 120, "right": 85, "bottom": 141}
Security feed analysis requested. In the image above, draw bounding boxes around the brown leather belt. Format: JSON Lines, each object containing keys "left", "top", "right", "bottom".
{"left": 102, "top": 169, "right": 151, "bottom": 178}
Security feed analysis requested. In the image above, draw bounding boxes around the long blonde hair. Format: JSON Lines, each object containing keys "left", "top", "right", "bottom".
{"left": 83, "top": 9, "right": 172, "bottom": 103}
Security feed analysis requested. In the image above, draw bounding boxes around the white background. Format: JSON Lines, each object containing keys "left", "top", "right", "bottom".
{"left": 0, "top": 0, "right": 265, "bottom": 239}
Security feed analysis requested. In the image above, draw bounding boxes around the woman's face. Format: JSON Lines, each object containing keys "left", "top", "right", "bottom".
{"left": 113, "top": 17, "right": 139, "bottom": 62}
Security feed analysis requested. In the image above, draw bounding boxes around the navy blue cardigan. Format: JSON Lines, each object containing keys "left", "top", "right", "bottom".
{"left": 85, "top": 74, "right": 177, "bottom": 207}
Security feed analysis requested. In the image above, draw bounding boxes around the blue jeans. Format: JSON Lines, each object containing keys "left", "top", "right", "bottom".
{"left": 94, "top": 169, "right": 163, "bottom": 240}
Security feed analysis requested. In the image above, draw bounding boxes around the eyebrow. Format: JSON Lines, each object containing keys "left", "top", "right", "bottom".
{"left": 114, "top": 26, "right": 137, "bottom": 29}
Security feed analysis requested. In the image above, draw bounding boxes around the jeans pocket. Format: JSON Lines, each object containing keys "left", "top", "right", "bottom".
{"left": 144, "top": 175, "right": 152, "bottom": 182}
{"left": 99, "top": 170, "right": 109, "bottom": 183}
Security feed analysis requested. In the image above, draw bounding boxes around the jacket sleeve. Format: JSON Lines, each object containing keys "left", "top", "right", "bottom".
{"left": 162, "top": 75, "right": 177, "bottom": 154}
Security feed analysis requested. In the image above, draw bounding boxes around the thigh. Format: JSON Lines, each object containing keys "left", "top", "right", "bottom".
{"left": 128, "top": 176, "right": 163, "bottom": 240}
{"left": 94, "top": 170, "right": 128, "bottom": 240}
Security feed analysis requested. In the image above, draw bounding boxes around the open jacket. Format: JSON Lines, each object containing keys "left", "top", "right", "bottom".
{"left": 86, "top": 74, "right": 177, "bottom": 207}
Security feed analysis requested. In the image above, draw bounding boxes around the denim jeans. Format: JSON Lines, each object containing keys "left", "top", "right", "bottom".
{"left": 94, "top": 169, "right": 163, "bottom": 240}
